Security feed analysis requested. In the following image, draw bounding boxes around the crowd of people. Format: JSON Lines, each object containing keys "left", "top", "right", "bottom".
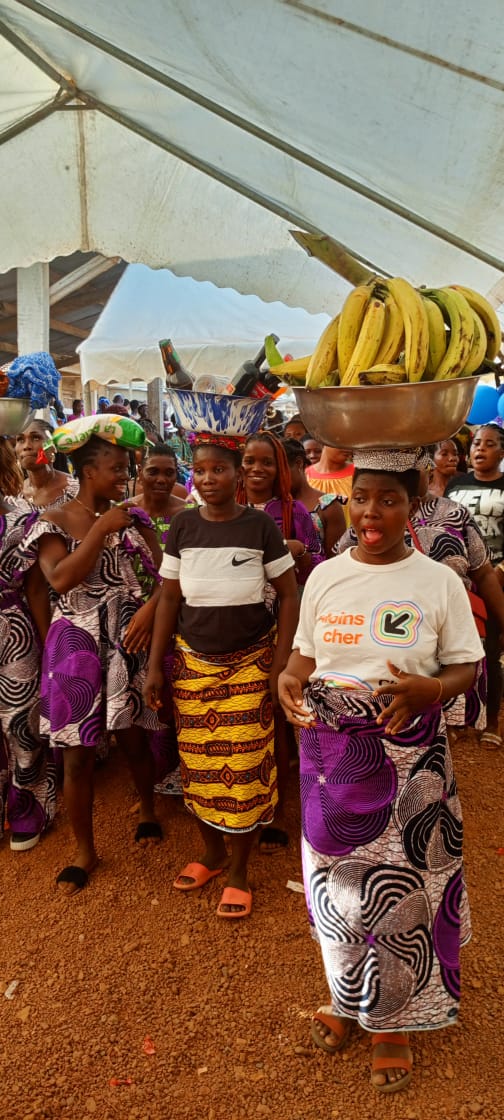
{"left": 0, "top": 391, "right": 501, "bottom": 1095}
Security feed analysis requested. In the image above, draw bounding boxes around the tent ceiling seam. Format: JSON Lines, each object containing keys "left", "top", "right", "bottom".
{"left": 7, "top": 0, "right": 504, "bottom": 274}
{"left": 0, "top": 15, "right": 75, "bottom": 89}
{"left": 0, "top": 85, "right": 75, "bottom": 145}
{"left": 283, "top": 0, "right": 504, "bottom": 94}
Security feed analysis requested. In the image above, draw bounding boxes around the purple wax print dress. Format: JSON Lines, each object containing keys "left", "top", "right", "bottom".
{"left": 295, "top": 550, "right": 483, "bottom": 1032}
{"left": 21, "top": 510, "right": 160, "bottom": 750}
{"left": 134, "top": 512, "right": 181, "bottom": 796}
{"left": 0, "top": 507, "right": 57, "bottom": 838}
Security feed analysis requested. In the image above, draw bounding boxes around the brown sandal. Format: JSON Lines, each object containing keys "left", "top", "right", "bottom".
{"left": 371, "top": 1032, "right": 413, "bottom": 1093}
{"left": 311, "top": 1007, "right": 351, "bottom": 1054}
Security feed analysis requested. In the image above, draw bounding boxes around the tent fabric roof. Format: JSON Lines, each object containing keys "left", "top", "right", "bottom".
{"left": 78, "top": 263, "right": 330, "bottom": 385}
{"left": 1, "top": 1, "right": 503, "bottom": 315}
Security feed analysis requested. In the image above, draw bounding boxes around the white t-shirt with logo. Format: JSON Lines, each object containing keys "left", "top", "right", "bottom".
{"left": 294, "top": 549, "right": 483, "bottom": 691}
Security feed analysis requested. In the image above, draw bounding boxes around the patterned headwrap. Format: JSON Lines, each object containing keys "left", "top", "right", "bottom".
{"left": 352, "top": 447, "right": 432, "bottom": 473}
{"left": 193, "top": 431, "right": 247, "bottom": 452}
{"left": 7, "top": 351, "right": 61, "bottom": 410}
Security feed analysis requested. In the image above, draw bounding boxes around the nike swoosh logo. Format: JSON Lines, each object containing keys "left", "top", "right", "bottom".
{"left": 231, "top": 555, "right": 254, "bottom": 566}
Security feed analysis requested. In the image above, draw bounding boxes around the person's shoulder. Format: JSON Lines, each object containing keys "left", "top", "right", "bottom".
{"left": 445, "top": 472, "right": 476, "bottom": 491}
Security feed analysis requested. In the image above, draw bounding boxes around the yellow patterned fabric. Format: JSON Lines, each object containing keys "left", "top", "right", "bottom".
{"left": 172, "top": 634, "right": 278, "bottom": 833}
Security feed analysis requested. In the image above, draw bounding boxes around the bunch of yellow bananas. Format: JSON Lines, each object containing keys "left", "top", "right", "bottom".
{"left": 272, "top": 278, "right": 502, "bottom": 389}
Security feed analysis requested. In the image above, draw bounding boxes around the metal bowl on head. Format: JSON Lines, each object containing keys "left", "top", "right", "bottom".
{"left": 293, "top": 377, "right": 479, "bottom": 449}
{"left": 168, "top": 389, "right": 271, "bottom": 437}
{"left": 0, "top": 398, "right": 32, "bottom": 436}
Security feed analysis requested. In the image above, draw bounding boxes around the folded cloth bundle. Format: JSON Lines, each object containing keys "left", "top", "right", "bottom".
{"left": 51, "top": 413, "right": 148, "bottom": 453}
{"left": 7, "top": 351, "right": 61, "bottom": 409}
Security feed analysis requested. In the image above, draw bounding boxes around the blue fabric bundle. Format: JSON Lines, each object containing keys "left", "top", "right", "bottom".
{"left": 7, "top": 351, "right": 61, "bottom": 410}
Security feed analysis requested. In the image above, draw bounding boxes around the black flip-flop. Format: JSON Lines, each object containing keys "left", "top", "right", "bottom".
{"left": 56, "top": 865, "right": 89, "bottom": 891}
{"left": 134, "top": 821, "right": 163, "bottom": 843}
{"left": 258, "top": 826, "right": 289, "bottom": 853}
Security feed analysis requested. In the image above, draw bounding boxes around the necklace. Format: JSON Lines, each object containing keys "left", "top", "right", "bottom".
{"left": 75, "top": 497, "right": 102, "bottom": 519}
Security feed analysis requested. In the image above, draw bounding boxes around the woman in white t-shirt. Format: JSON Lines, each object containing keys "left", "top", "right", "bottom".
{"left": 278, "top": 447, "right": 482, "bottom": 1096}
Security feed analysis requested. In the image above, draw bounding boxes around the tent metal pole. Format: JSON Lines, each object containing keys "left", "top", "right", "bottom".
{"left": 7, "top": 0, "right": 504, "bottom": 274}
{"left": 0, "top": 87, "right": 76, "bottom": 145}
{"left": 0, "top": 16, "right": 75, "bottom": 89}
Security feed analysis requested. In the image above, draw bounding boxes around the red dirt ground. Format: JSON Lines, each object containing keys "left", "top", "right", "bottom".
{"left": 1, "top": 729, "right": 502, "bottom": 1120}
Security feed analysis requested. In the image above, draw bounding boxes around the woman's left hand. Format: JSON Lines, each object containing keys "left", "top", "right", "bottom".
{"left": 123, "top": 600, "right": 156, "bottom": 654}
{"left": 373, "top": 661, "right": 442, "bottom": 734}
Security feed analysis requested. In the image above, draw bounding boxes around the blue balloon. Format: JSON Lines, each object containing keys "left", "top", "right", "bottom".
{"left": 467, "top": 384, "right": 499, "bottom": 425}
{"left": 497, "top": 393, "right": 504, "bottom": 419}
{"left": 497, "top": 383, "right": 504, "bottom": 398}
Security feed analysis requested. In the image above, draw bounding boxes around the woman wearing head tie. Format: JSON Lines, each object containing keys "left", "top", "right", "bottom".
{"left": 278, "top": 447, "right": 482, "bottom": 1095}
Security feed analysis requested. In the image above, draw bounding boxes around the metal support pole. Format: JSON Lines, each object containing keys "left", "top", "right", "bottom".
{"left": 147, "top": 377, "right": 164, "bottom": 440}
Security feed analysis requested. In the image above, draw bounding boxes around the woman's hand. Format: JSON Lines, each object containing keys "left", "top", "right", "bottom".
{"left": 143, "top": 667, "right": 164, "bottom": 711}
{"left": 123, "top": 600, "right": 156, "bottom": 654}
{"left": 285, "top": 539, "right": 310, "bottom": 565}
{"left": 96, "top": 506, "right": 133, "bottom": 536}
{"left": 278, "top": 670, "right": 316, "bottom": 726}
{"left": 373, "top": 661, "right": 442, "bottom": 734}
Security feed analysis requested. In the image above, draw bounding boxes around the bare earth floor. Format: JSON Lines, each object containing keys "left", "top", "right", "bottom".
{"left": 1, "top": 731, "right": 502, "bottom": 1120}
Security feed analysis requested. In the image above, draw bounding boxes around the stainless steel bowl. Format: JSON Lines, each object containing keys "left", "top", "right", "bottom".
{"left": 293, "top": 377, "right": 479, "bottom": 449}
{"left": 0, "top": 398, "right": 32, "bottom": 436}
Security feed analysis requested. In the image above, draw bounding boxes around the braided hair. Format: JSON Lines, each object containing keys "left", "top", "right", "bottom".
{"left": 237, "top": 430, "right": 293, "bottom": 539}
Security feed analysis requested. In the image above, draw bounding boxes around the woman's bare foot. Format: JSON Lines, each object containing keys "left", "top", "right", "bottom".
{"left": 56, "top": 852, "right": 99, "bottom": 895}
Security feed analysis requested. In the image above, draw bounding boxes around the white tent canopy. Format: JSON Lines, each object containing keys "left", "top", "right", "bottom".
{"left": 1, "top": 2, "right": 504, "bottom": 313}
{"left": 78, "top": 263, "right": 330, "bottom": 385}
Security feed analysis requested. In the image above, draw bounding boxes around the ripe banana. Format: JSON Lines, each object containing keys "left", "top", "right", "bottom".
{"left": 340, "top": 298, "right": 387, "bottom": 386}
{"left": 463, "top": 308, "right": 487, "bottom": 375}
{"left": 423, "top": 288, "right": 474, "bottom": 379}
{"left": 422, "top": 295, "right": 447, "bottom": 378}
{"left": 449, "top": 285, "right": 502, "bottom": 361}
{"left": 337, "top": 284, "right": 373, "bottom": 376}
{"left": 373, "top": 292, "right": 404, "bottom": 364}
{"left": 305, "top": 313, "right": 340, "bottom": 388}
{"left": 358, "top": 364, "right": 407, "bottom": 385}
{"left": 385, "top": 277, "right": 429, "bottom": 381}
{"left": 270, "top": 355, "right": 311, "bottom": 380}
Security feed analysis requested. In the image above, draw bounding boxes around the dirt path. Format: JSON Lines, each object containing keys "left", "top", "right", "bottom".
{"left": 1, "top": 732, "right": 502, "bottom": 1120}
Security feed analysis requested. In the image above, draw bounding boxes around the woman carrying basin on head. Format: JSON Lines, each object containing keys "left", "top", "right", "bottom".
{"left": 279, "top": 447, "right": 482, "bottom": 1095}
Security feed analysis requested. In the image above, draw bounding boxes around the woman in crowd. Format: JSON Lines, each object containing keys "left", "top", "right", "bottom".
{"left": 133, "top": 442, "right": 187, "bottom": 794}
{"left": 143, "top": 435, "right": 298, "bottom": 918}
{"left": 0, "top": 438, "right": 56, "bottom": 851}
{"left": 446, "top": 424, "right": 504, "bottom": 748}
{"left": 283, "top": 438, "right": 346, "bottom": 559}
{"left": 279, "top": 448, "right": 482, "bottom": 1094}
{"left": 16, "top": 418, "right": 78, "bottom": 509}
{"left": 239, "top": 430, "right": 324, "bottom": 851}
{"left": 21, "top": 425, "right": 163, "bottom": 893}
{"left": 305, "top": 444, "right": 354, "bottom": 524}
{"left": 283, "top": 414, "right": 308, "bottom": 442}
{"left": 428, "top": 439, "right": 459, "bottom": 498}
{"left": 239, "top": 431, "right": 323, "bottom": 585}
{"left": 301, "top": 433, "right": 322, "bottom": 466}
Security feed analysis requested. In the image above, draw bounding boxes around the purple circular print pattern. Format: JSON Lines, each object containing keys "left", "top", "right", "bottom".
{"left": 40, "top": 619, "right": 102, "bottom": 733}
{"left": 300, "top": 721, "right": 397, "bottom": 855}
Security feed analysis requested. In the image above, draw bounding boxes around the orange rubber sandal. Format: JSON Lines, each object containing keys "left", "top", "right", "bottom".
{"left": 311, "top": 1007, "right": 351, "bottom": 1054}
{"left": 371, "top": 1032, "right": 413, "bottom": 1094}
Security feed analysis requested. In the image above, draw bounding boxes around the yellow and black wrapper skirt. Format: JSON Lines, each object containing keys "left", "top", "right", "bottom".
{"left": 171, "top": 633, "right": 278, "bottom": 833}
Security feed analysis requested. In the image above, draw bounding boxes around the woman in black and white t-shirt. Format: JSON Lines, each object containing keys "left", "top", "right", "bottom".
{"left": 144, "top": 435, "right": 298, "bottom": 918}
{"left": 446, "top": 423, "right": 504, "bottom": 747}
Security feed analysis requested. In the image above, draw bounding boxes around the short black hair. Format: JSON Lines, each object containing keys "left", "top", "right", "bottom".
{"left": 142, "top": 442, "right": 177, "bottom": 464}
{"left": 282, "top": 437, "right": 308, "bottom": 467}
{"left": 71, "top": 435, "right": 127, "bottom": 480}
{"left": 473, "top": 422, "right": 504, "bottom": 450}
{"left": 352, "top": 467, "right": 420, "bottom": 499}
{"left": 193, "top": 442, "right": 242, "bottom": 469}
{"left": 130, "top": 399, "right": 140, "bottom": 410}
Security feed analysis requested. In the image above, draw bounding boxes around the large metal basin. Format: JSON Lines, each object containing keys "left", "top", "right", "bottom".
{"left": 168, "top": 389, "right": 271, "bottom": 437}
{"left": 293, "top": 377, "right": 479, "bottom": 449}
{"left": 0, "top": 398, "right": 31, "bottom": 436}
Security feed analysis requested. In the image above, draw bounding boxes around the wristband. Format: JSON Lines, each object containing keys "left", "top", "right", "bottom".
{"left": 431, "top": 676, "right": 443, "bottom": 704}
